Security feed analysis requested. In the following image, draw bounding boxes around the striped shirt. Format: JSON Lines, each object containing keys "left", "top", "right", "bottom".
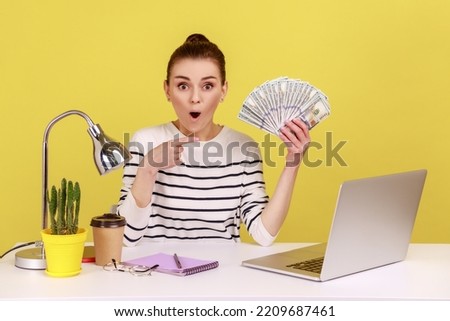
{"left": 117, "top": 122, "right": 275, "bottom": 246}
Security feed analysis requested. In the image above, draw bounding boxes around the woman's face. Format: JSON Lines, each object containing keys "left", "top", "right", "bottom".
{"left": 164, "top": 58, "right": 227, "bottom": 140}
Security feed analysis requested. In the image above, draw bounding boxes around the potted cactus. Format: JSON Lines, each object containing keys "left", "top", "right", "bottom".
{"left": 41, "top": 178, "right": 87, "bottom": 277}
{"left": 47, "top": 178, "right": 81, "bottom": 235}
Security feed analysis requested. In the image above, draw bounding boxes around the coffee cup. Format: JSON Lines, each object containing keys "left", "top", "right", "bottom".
{"left": 90, "top": 213, "right": 126, "bottom": 266}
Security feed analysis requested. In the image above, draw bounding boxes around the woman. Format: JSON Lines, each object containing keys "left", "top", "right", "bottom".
{"left": 117, "top": 34, "right": 310, "bottom": 246}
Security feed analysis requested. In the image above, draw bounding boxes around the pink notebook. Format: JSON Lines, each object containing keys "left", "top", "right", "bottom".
{"left": 125, "top": 252, "right": 219, "bottom": 276}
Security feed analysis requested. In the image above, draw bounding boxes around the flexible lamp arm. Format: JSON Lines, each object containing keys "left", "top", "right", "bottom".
{"left": 41, "top": 110, "right": 131, "bottom": 230}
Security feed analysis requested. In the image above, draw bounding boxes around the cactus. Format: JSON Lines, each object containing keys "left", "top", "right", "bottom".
{"left": 48, "top": 186, "right": 58, "bottom": 234}
{"left": 46, "top": 178, "right": 81, "bottom": 235}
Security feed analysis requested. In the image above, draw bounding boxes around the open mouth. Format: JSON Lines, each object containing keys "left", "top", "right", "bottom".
{"left": 190, "top": 112, "right": 201, "bottom": 119}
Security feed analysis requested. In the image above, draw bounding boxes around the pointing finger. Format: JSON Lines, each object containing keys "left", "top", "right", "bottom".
{"left": 171, "top": 135, "right": 199, "bottom": 147}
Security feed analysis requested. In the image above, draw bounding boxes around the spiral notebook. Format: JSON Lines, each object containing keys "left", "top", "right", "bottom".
{"left": 125, "top": 252, "right": 219, "bottom": 276}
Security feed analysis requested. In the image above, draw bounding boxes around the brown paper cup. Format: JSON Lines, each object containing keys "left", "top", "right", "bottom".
{"left": 90, "top": 214, "right": 126, "bottom": 266}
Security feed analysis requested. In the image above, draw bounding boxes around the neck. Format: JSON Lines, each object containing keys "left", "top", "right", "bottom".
{"left": 173, "top": 120, "right": 221, "bottom": 141}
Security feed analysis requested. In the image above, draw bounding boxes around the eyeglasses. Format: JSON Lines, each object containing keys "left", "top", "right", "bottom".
{"left": 103, "top": 258, "right": 159, "bottom": 276}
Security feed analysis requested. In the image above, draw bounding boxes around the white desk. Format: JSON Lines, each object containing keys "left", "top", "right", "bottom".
{"left": 1, "top": 243, "right": 449, "bottom": 300}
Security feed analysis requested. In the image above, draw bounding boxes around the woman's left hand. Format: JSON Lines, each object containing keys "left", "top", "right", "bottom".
{"left": 279, "top": 118, "right": 311, "bottom": 167}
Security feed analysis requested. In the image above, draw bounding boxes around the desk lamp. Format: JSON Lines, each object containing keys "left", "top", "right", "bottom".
{"left": 15, "top": 110, "right": 131, "bottom": 270}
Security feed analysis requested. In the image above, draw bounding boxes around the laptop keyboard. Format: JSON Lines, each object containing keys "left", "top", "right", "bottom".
{"left": 286, "top": 257, "right": 324, "bottom": 274}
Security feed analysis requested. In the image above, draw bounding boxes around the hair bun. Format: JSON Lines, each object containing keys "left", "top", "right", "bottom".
{"left": 185, "top": 33, "right": 210, "bottom": 43}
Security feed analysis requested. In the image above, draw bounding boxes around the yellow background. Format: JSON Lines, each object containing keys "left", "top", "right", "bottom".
{"left": 1, "top": 0, "right": 449, "bottom": 254}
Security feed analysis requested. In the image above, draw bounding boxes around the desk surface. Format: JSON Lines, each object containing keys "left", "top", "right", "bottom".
{"left": 1, "top": 243, "right": 449, "bottom": 300}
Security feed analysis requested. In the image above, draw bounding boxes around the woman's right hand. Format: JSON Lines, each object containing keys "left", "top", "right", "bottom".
{"left": 140, "top": 136, "right": 198, "bottom": 174}
{"left": 131, "top": 135, "right": 198, "bottom": 208}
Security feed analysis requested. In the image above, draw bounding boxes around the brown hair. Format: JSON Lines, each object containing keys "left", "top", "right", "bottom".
{"left": 166, "top": 34, "right": 226, "bottom": 84}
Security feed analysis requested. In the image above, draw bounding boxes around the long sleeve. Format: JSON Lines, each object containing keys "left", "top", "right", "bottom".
{"left": 117, "top": 131, "right": 153, "bottom": 246}
{"left": 238, "top": 142, "right": 275, "bottom": 246}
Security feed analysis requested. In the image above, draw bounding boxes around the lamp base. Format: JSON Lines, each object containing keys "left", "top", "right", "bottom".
{"left": 15, "top": 247, "right": 46, "bottom": 270}
{"left": 15, "top": 245, "right": 95, "bottom": 269}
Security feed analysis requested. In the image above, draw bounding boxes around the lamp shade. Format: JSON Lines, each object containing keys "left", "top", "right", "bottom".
{"left": 88, "top": 124, "right": 131, "bottom": 175}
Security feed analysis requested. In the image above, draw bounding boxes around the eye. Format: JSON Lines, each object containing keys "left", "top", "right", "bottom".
{"left": 177, "top": 83, "right": 189, "bottom": 90}
{"left": 203, "top": 83, "right": 214, "bottom": 90}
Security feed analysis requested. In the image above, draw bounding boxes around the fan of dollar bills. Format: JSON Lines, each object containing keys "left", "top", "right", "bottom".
{"left": 238, "top": 76, "right": 331, "bottom": 135}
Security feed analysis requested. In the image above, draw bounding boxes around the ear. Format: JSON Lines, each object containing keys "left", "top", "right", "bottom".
{"left": 221, "top": 81, "right": 228, "bottom": 101}
{"left": 163, "top": 80, "right": 170, "bottom": 101}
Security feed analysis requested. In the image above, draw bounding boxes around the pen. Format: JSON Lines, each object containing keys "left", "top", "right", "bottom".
{"left": 173, "top": 253, "right": 183, "bottom": 269}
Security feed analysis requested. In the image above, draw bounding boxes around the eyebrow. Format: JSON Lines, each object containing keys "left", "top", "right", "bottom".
{"left": 173, "top": 75, "right": 218, "bottom": 81}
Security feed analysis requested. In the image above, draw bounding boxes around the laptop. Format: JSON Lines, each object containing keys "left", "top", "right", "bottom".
{"left": 242, "top": 169, "right": 427, "bottom": 281}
